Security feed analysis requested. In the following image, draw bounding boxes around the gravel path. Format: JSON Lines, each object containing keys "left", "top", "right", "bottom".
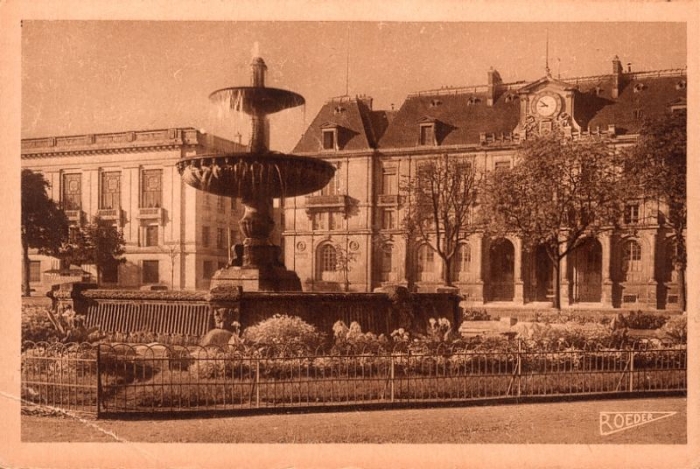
{"left": 21, "top": 396, "right": 686, "bottom": 444}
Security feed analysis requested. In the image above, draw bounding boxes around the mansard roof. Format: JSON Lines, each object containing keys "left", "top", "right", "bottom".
{"left": 294, "top": 61, "right": 686, "bottom": 152}
{"left": 379, "top": 89, "right": 521, "bottom": 147}
{"left": 293, "top": 96, "right": 388, "bottom": 153}
{"left": 579, "top": 71, "right": 687, "bottom": 134}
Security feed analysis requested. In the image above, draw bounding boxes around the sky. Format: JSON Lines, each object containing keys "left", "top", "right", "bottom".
{"left": 21, "top": 21, "right": 687, "bottom": 153}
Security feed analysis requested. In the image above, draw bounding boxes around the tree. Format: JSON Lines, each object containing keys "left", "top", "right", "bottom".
{"left": 481, "top": 135, "right": 625, "bottom": 310}
{"left": 623, "top": 110, "right": 687, "bottom": 310}
{"left": 333, "top": 242, "right": 358, "bottom": 291}
{"left": 21, "top": 170, "right": 69, "bottom": 296}
{"left": 400, "top": 154, "right": 480, "bottom": 287}
{"left": 61, "top": 216, "right": 126, "bottom": 285}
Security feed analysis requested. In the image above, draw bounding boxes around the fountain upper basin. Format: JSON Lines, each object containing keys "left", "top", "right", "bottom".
{"left": 176, "top": 151, "right": 335, "bottom": 199}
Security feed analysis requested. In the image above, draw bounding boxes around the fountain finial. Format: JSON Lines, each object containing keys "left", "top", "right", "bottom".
{"left": 251, "top": 56, "right": 267, "bottom": 88}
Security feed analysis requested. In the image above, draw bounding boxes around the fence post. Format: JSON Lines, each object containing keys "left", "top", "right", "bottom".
{"left": 255, "top": 359, "right": 260, "bottom": 408}
{"left": 96, "top": 344, "right": 102, "bottom": 419}
{"left": 517, "top": 339, "right": 522, "bottom": 398}
{"left": 629, "top": 349, "right": 634, "bottom": 392}
{"left": 390, "top": 354, "right": 395, "bottom": 403}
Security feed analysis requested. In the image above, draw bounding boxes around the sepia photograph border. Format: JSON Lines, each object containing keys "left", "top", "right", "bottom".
{"left": 1, "top": 0, "right": 699, "bottom": 468}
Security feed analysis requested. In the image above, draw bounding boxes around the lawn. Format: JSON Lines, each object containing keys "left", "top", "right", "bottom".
{"left": 21, "top": 396, "right": 686, "bottom": 444}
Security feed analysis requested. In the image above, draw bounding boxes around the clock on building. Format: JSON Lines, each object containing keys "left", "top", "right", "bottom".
{"left": 532, "top": 92, "right": 561, "bottom": 118}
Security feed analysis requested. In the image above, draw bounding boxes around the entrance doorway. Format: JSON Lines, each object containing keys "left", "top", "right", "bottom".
{"left": 489, "top": 239, "right": 514, "bottom": 301}
{"left": 570, "top": 237, "right": 602, "bottom": 303}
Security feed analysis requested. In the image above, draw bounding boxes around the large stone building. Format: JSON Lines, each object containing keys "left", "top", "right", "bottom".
{"left": 286, "top": 56, "right": 686, "bottom": 310}
{"left": 21, "top": 127, "right": 258, "bottom": 293}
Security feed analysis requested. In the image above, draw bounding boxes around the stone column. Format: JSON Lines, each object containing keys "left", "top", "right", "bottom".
{"left": 600, "top": 232, "right": 613, "bottom": 307}
{"left": 513, "top": 237, "right": 524, "bottom": 304}
{"left": 560, "top": 243, "right": 570, "bottom": 306}
{"left": 473, "top": 234, "right": 484, "bottom": 303}
{"left": 645, "top": 231, "right": 658, "bottom": 308}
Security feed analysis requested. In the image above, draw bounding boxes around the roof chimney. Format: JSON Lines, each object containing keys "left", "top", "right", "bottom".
{"left": 612, "top": 55, "right": 623, "bottom": 99}
{"left": 487, "top": 67, "right": 502, "bottom": 106}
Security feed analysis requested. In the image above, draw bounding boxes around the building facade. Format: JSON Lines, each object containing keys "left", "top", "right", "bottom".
{"left": 286, "top": 57, "right": 686, "bottom": 310}
{"left": 21, "top": 127, "right": 253, "bottom": 294}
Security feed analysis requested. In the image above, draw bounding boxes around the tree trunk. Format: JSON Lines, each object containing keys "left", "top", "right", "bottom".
{"left": 553, "top": 258, "right": 562, "bottom": 311}
{"left": 442, "top": 256, "right": 453, "bottom": 287}
{"left": 22, "top": 239, "right": 31, "bottom": 297}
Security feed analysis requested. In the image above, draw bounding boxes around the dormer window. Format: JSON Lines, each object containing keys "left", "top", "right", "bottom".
{"left": 322, "top": 128, "right": 337, "bottom": 150}
{"left": 675, "top": 80, "right": 687, "bottom": 90}
{"left": 467, "top": 96, "right": 481, "bottom": 105}
{"left": 333, "top": 105, "right": 346, "bottom": 115}
{"left": 593, "top": 86, "right": 604, "bottom": 96}
{"left": 633, "top": 109, "right": 644, "bottom": 120}
{"left": 633, "top": 83, "right": 646, "bottom": 93}
{"left": 419, "top": 123, "right": 436, "bottom": 146}
{"left": 429, "top": 99, "right": 442, "bottom": 107}
{"left": 504, "top": 94, "right": 516, "bottom": 103}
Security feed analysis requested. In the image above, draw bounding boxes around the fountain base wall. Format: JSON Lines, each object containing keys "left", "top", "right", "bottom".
{"left": 50, "top": 283, "right": 461, "bottom": 339}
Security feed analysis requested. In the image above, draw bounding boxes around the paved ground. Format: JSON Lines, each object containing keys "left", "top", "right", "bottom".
{"left": 21, "top": 396, "right": 686, "bottom": 444}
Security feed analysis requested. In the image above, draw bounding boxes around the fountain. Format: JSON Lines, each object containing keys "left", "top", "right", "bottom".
{"left": 53, "top": 53, "right": 460, "bottom": 340}
{"left": 176, "top": 55, "right": 335, "bottom": 291}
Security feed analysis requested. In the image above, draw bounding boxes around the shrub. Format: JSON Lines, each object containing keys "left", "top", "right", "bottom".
{"left": 625, "top": 311, "right": 669, "bottom": 330}
{"left": 21, "top": 306, "right": 61, "bottom": 345}
{"left": 243, "top": 314, "right": 325, "bottom": 348}
{"left": 660, "top": 315, "right": 686, "bottom": 344}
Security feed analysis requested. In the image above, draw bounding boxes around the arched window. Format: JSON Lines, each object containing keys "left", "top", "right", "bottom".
{"left": 622, "top": 240, "right": 642, "bottom": 277}
{"left": 316, "top": 244, "right": 337, "bottom": 281}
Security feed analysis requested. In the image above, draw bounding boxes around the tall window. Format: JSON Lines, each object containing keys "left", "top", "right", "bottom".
{"left": 452, "top": 243, "right": 471, "bottom": 278}
{"left": 145, "top": 225, "right": 159, "bottom": 247}
{"left": 322, "top": 129, "right": 337, "bottom": 150}
{"left": 419, "top": 124, "right": 435, "bottom": 146}
{"left": 329, "top": 212, "right": 343, "bottom": 231}
{"left": 321, "top": 170, "right": 341, "bottom": 196}
{"left": 102, "top": 263, "right": 118, "bottom": 284}
{"left": 312, "top": 212, "right": 327, "bottom": 231}
{"left": 62, "top": 173, "right": 82, "bottom": 210}
{"left": 100, "top": 172, "right": 121, "bottom": 209}
{"left": 68, "top": 225, "right": 80, "bottom": 244}
{"left": 217, "top": 196, "right": 225, "bottom": 210}
{"left": 142, "top": 260, "right": 159, "bottom": 284}
{"left": 29, "top": 260, "right": 41, "bottom": 283}
{"left": 381, "top": 244, "right": 393, "bottom": 279}
{"left": 624, "top": 204, "right": 639, "bottom": 224}
{"left": 381, "top": 166, "right": 398, "bottom": 195}
{"left": 203, "top": 260, "right": 214, "bottom": 279}
{"left": 382, "top": 209, "right": 395, "bottom": 230}
{"left": 417, "top": 244, "right": 434, "bottom": 274}
{"left": 202, "top": 226, "right": 210, "bottom": 247}
{"left": 141, "top": 169, "right": 162, "bottom": 208}
{"left": 622, "top": 240, "right": 642, "bottom": 275}
{"left": 216, "top": 228, "right": 225, "bottom": 249}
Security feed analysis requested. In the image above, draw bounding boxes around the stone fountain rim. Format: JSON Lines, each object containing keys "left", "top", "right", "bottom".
{"left": 176, "top": 151, "right": 336, "bottom": 171}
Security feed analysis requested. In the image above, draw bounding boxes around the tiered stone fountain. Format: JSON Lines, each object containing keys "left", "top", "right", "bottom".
{"left": 177, "top": 56, "right": 335, "bottom": 292}
{"left": 56, "top": 55, "right": 460, "bottom": 339}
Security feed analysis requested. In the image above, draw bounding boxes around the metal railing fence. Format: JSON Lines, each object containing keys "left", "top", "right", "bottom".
{"left": 21, "top": 341, "right": 686, "bottom": 418}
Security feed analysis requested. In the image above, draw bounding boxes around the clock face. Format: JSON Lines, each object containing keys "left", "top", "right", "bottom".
{"left": 534, "top": 94, "right": 560, "bottom": 117}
